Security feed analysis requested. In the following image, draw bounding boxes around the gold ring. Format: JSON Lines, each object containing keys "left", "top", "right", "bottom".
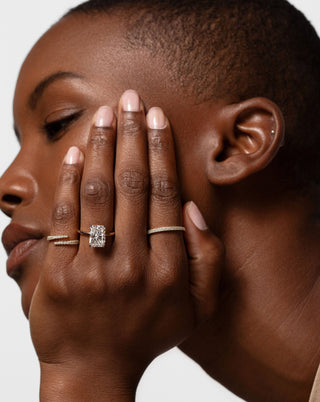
{"left": 147, "top": 226, "right": 185, "bottom": 235}
{"left": 47, "top": 235, "right": 69, "bottom": 241}
{"left": 78, "top": 225, "right": 114, "bottom": 248}
{"left": 54, "top": 240, "right": 80, "bottom": 246}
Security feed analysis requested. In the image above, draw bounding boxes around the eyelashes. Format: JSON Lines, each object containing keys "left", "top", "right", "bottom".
{"left": 42, "top": 110, "right": 84, "bottom": 141}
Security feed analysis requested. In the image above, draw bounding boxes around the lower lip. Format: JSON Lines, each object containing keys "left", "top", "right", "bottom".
{"left": 6, "top": 239, "right": 39, "bottom": 278}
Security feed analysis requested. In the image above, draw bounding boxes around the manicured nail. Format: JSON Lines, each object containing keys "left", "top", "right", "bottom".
{"left": 187, "top": 201, "right": 208, "bottom": 231}
{"left": 121, "top": 89, "right": 140, "bottom": 112}
{"left": 95, "top": 106, "right": 114, "bottom": 127}
{"left": 147, "top": 107, "right": 167, "bottom": 129}
{"left": 64, "top": 146, "right": 82, "bottom": 165}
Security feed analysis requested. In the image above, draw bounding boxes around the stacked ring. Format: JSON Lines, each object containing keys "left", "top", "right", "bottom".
{"left": 48, "top": 225, "right": 185, "bottom": 247}
{"left": 47, "top": 235, "right": 79, "bottom": 246}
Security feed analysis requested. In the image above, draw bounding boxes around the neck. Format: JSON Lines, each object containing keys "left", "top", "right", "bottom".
{"left": 181, "top": 185, "right": 320, "bottom": 401}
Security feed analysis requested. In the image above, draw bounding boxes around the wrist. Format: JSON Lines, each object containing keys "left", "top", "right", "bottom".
{"left": 40, "top": 362, "right": 138, "bottom": 402}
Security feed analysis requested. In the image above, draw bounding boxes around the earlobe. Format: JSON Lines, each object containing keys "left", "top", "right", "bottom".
{"left": 207, "top": 97, "right": 285, "bottom": 185}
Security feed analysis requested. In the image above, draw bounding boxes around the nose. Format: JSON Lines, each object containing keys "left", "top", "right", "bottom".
{"left": 0, "top": 163, "right": 37, "bottom": 218}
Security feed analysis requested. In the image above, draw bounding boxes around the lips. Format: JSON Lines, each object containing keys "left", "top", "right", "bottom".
{"left": 2, "top": 223, "right": 43, "bottom": 278}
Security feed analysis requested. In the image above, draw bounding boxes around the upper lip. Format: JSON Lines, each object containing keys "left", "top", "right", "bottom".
{"left": 2, "top": 222, "right": 43, "bottom": 256}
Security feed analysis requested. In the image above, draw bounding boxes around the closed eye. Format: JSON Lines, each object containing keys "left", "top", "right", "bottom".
{"left": 42, "top": 110, "right": 84, "bottom": 141}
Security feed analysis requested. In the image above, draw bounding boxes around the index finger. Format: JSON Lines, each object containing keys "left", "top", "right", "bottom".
{"left": 47, "top": 147, "right": 83, "bottom": 263}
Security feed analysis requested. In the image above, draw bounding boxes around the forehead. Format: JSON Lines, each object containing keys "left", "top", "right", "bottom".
{"left": 14, "top": 13, "right": 174, "bottom": 115}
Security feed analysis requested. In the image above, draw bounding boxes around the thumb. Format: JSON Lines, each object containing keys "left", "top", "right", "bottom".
{"left": 183, "top": 201, "right": 224, "bottom": 324}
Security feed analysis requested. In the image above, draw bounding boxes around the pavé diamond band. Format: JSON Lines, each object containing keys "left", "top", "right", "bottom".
{"left": 147, "top": 226, "right": 185, "bottom": 235}
{"left": 47, "top": 235, "right": 80, "bottom": 246}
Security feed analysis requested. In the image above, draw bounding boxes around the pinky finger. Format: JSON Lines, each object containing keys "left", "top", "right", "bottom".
{"left": 46, "top": 146, "right": 84, "bottom": 264}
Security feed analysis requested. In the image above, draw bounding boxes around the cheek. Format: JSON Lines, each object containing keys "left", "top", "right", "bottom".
{"left": 177, "top": 144, "right": 209, "bottom": 204}
{"left": 60, "top": 118, "right": 96, "bottom": 166}
{"left": 37, "top": 127, "right": 90, "bottom": 203}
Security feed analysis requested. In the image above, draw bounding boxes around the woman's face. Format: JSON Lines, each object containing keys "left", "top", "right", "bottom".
{"left": 0, "top": 14, "right": 212, "bottom": 316}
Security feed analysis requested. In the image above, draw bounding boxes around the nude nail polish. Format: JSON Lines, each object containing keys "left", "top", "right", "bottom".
{"left": 95, "top": 106, "right": 114, "bottom": 127}
{"left": 121, "top": 89, "right": 140, "bottom": 112}
{"left": 147, "top": 107, "right": 167, "bottom": 129}
{"left": 65, "top": 146, "right": 81, "bottom": 165}
{"left": 187, "top": 201, "right": 208, "bottom": 231}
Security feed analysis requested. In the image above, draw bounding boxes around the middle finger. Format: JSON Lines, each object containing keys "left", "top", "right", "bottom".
{"left": 114, "top": 90, "right": 148, "bottom": 247}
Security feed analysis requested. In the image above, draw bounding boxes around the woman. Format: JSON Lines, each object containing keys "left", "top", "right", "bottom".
{"left": 1, "top": 0, "right": 320, "bottom": 400}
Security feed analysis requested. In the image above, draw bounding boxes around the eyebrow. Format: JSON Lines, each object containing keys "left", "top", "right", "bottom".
{"left": 28, "top": 71, "right": 85, "bottom": 110}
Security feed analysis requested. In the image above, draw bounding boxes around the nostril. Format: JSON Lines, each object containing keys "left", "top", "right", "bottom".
{"left": 2, "top": 194, "right": 22, "bottom": 205}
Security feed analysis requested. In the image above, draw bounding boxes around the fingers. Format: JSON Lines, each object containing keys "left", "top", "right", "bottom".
{"left": 114, "top": 90, "right": 149, "bottom": 245}
{"left": 47, "top": 147, "right": 83, "bottom": 263}
{"left": 146, "top": 107, "right": 183, "bottom": 252}
{"left": 183, "top": 202, "right": 224, "bottom": 323}
{"left": 79, "top": 106, "right": 116, "bottom": 254}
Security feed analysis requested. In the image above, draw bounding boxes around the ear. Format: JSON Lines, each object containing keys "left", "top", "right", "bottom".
{"left": 207, "top": 97, "right": 285, "bottom": 185}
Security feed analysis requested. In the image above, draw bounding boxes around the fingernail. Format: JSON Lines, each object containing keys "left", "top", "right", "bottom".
{"left": 95, "top": 106, "right": 114, "bottom": 127}
{"left": 187, "top": 201, "right": 208, "bottom": 231}
{"left": 121, "top": 89, "right": 140, "bottom": 112}
{"left": 147, "top": 107, "right": 167, "bottom": 129}
{"left": 64, "top": 146, "right": 82, "bottom": 165}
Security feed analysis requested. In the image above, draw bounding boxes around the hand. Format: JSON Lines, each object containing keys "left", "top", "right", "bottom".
{"left": 29, "top": 90, "right": 224, "bottom": 401}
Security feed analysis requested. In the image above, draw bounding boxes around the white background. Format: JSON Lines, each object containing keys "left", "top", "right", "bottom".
{"left": 0, "top": 1, "right": 319, "bottom": 401}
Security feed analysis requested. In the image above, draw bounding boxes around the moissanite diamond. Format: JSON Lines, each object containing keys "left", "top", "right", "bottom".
{"left": 89, "top": 225, "right": 106, "bottom": 248}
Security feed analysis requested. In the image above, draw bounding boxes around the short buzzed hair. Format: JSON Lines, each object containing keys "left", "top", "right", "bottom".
{"left": 66, "top": 0, "right": 320, "bottom": 190}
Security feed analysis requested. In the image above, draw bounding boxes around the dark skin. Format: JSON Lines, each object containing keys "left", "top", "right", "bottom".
{"left": 1, "top": 12, "right": 320, "bottom": 402}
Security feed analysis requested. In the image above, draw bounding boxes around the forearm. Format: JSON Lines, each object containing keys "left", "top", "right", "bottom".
{"left": 40, "top": 363, "right": 137, "bottom": 402}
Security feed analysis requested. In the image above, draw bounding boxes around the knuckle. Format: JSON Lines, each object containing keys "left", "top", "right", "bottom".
{"left": 109, "top": 253, "right": 145, "bottom": 292}
{"left": 45, "top": 268, "right": 106, "bottom": 302}
{"left": 116, "top": 169, "right": 148, "bottom": 198}
{"left": 209, "top": 239, "right": 225, "bottom": 260}
{"left": 202, "top": 238, "right": 225, "bottom": 264}
{"left": 120, "top": 116, "right": 142, "bottom": 137}
{"left": 82, "top": 177, "right": 113, "bottom": 205}
{"left": 158, "top": 269, "right": 178, "bottom": 290}
{"left": 42, "top": 266, "right": 73, "bottom": 303}
{"left": 89, "top": 128, "right": 114, "bottom": 150}
{"left": 60, "top": 165, "right": 81, "bottom": 186}
{"left": 149, "top": 131, "right": 170, "bottom": 152}
{"left": 109, "top": 269, "right": 141, "bottom": 294}
{"left": 151, "top": 175, "right": 179, "bottom": 204}
{"left": 118, "top": 267, "right": 141, "bottom": 289}
{"left": 151, "top": 257, "right": 180, "bottom": 291}
{"left": 79, "top": 269, "right": 107, "bottom": 298}
{"left": 52, "top": 201, "right": 76, "bottom": 223}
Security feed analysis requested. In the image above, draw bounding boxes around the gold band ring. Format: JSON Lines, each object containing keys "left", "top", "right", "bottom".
{"left": 78, "top": 225, "right": 114, "bottom": 248}
{"left": 47, "top": 235, "right": 69, "bottom": 241}
{"left": 47, "top": 235, "right": 79, "bottom": 246}
{"left": 147, "top": 226, "right": 186, "bottom": 235}
{"left": 54, "top": 240, "right": 80, "bottom": 246}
